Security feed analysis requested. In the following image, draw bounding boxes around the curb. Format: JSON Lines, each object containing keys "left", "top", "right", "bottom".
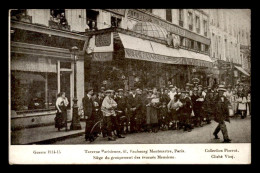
{"left": 27, "top": 131, "right": 85, "bottom": 145}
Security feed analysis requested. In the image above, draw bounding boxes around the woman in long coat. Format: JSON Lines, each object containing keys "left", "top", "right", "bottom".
{"left": 55, "top": 92, "right": 69, "bottom": 131}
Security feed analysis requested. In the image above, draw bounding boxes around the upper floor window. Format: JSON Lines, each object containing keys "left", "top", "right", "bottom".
{"left": 111, "top": 16, "right": 121, "bottom": 28}
{"left": 166, "top": 9, "right": 172, "bottom": 23}
{"left": 50, "top": 9, "right": 69, "bottom": 30}
{"left": 11, "top": 9, "right": 32, "bottom": 23}
{"left": 179, "top": 9, "right": 184, "bottom": 27}
{"left": 203, "top": 20, "right": 208, "bottom": 37}
{"left": 195, "top": 16, "right": 200, "bottom": 33}
{"left": 188, "top": 12, "right": 193, "bottom": 30}
{"left": 86, "top": 9, "right": 99, "bottom": 31}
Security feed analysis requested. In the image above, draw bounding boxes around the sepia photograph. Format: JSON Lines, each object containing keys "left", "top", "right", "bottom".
{"left": 9, "top": 9, "right": 251, "bottom": 164}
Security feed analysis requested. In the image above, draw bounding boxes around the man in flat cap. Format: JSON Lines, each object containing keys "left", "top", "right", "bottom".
{"left": 213, "top": 85, "right": 232, "bottom": 143}
{"left": 101, "top": 90, "right": 118, "bottom": 141}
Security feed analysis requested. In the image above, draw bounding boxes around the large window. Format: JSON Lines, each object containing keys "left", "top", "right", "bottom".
{"left": 11, "top": 71, "right": 57, "bottom": 112}
{"left": 111, "top": 16, "right": 122, "bottom": 28}
{"left": 166, "top": 9, "right": 172, "bottom": 23}
{"left": 86, "top": 9, "right": 99, "bottom": 30}
{"left": 11, "top": 9, "right": 31, "bottom": 23}
{"left": 50, "top": 9, "right": 69, "bottom": 30}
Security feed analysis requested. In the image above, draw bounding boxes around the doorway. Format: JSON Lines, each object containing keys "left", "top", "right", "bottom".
{"left": 60, "top": 71, "right": 71, "bottom": 109}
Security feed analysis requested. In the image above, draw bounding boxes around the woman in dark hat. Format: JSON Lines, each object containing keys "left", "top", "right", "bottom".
{"left": 55, "top": 92, "right": 69, "bottom": 131}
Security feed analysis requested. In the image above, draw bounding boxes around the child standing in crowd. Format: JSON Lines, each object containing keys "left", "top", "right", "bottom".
{"left": 237, "top": 93, "right": 247, "bottom": 119}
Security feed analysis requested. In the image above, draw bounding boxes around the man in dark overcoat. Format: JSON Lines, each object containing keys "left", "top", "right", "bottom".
{"left": 213, "top": 86, "right": 232, "bottom": 143}
{"left": 114, "top": 89, "right": 127, "bottom": 137}
{"left": 127, "top": 88, "right": 142, "bottom": 133}
{"left": 82, "top": 88, "right": 94, "bottom": 141}
{"left": 179, "top": 90, "right": 193, "bottom": 132}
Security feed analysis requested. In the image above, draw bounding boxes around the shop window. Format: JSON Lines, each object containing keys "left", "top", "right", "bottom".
{"left": 11, "top": 9, "right": 32, "bottom": 23}
{"left": 11, "top": 71, "right": 57, "bottom": 112}
{"left": 205, "top": 45, "right": 209, "bottom": 53}
{"left": 60, "top": 61, "right": 71, "bottom": 69}
{"left": 190, "top": 40, "right": 194, "bottom": 49}
{"left": 180, "top": 36, "right": 185, "bottom": 47}
{"left": 166, "top": 9, "right": 172, "bottom": 23}
{"left": 197, "top": 42, "right": 201, "bottom": 51}
{"left": 49, "top": 9, "right": 70, "bottom": 31}
{"left": 111, "top": 16, "right": 122, "bottom": 28}
{"left": 86, "top": 9, "right": 99, "bottom": 31}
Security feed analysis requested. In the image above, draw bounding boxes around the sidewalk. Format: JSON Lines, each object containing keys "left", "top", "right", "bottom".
{"left": 11, "top": 121, "right": 86, "bottom": 145}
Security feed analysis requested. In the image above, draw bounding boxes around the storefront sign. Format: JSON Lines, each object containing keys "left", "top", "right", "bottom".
{"left": 95, "top": 33, "right": 111, "bottom": 47}
{"left": 124, "top": 48, "right": 212, "bottom": 68}
{"left": 127, "top": 9, "right": 210, "bottom": 45}
{"left": 92, "top": 52, "right": 113, "bottom": 62}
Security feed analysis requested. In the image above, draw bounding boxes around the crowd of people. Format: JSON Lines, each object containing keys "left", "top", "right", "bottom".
{"left": 54, "top": 81, "right": 251, "bottom": 143}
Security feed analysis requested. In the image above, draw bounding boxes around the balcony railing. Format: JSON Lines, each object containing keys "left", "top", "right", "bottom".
{"left": 11, "top": 15, "right": 32, "bottom": 23}
{"left": 49, "top": 20, "right": 70, "bottom": 31}
{"left": 179, "top": 20, "right": 184, "bottom": 27}
{"left": 189, "top": 24, "right": 193, "bottom": 31}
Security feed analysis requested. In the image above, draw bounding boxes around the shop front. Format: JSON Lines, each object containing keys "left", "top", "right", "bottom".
{"left": 10, "top": 20, "right": 89, "bottom": 130}
{"left": 84, "top": 26, "right": 213, "bottom": 91}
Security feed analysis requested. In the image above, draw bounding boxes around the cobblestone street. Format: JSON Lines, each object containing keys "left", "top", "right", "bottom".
{"left": 53, "top": 116, "right": 251, "bottom": 144}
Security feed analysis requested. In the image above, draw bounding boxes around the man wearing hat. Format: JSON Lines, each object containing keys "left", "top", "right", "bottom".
{"left": 83, "top": 88, "right": 94, "bottom": 141}
{"left": 114, "top": 89, "right": 127, "bottom": 137}
{"left": 202, "top": 89, "right": 214, "bottom": 124}
{"left": 213, "top": 85, "right": 232, "bottom": 143}
{"left": 179, "top": 90, "right": 193, "bottom": 132}
{"left": 101, "top": 90, "right": 118, "bottom": 141}
{"left": 127, "top": 88, "right": 142, "bottom": 133}
{"left": 191, "top": 87, "right": 202, "bottom": 127}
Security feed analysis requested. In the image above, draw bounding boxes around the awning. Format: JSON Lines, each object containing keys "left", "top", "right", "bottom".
{"left": 118, "top": 33, "right": 213, "bottom": 68}
{"left": 234, "top": 66, "right": 250, "bottom": 76}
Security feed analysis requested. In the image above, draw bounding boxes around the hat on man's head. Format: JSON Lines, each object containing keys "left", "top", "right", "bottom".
{"left": 87, "top": 87, "right": 94, "bottom": 93}
{"left": 218, "top": 85, "right": 226, "bottom": 92}
{"left": 118, "top": 89, "right": 124, "bottom": 92}
{"left": 181, "top": 90, "right": 189, "bottom": 94}
{"left": 193, "top": 87, "right": 198, "bottom": 91}
{"left": 169, "top": 85, "right": 174, "bottom": 88}
{"left": 198, "top": 84, "right": 203, "bottom": 88}
{"left": 105, "top": 89, "right": 113, "bottom": 93}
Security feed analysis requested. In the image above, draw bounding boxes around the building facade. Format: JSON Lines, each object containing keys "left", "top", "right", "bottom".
{"left": 206, "top": 9, "right": 251, "bottom": 86}
{"left": 10, "top": 9, "right": 251, "bottom": 129}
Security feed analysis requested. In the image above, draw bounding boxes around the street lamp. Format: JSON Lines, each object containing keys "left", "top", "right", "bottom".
{"left": 70, "top": 46, "right": 82, "bottom": 130}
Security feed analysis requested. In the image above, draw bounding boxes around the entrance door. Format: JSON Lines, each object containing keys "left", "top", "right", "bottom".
{"left": 60, "top": 71, "right": 71, "bottom": 108}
